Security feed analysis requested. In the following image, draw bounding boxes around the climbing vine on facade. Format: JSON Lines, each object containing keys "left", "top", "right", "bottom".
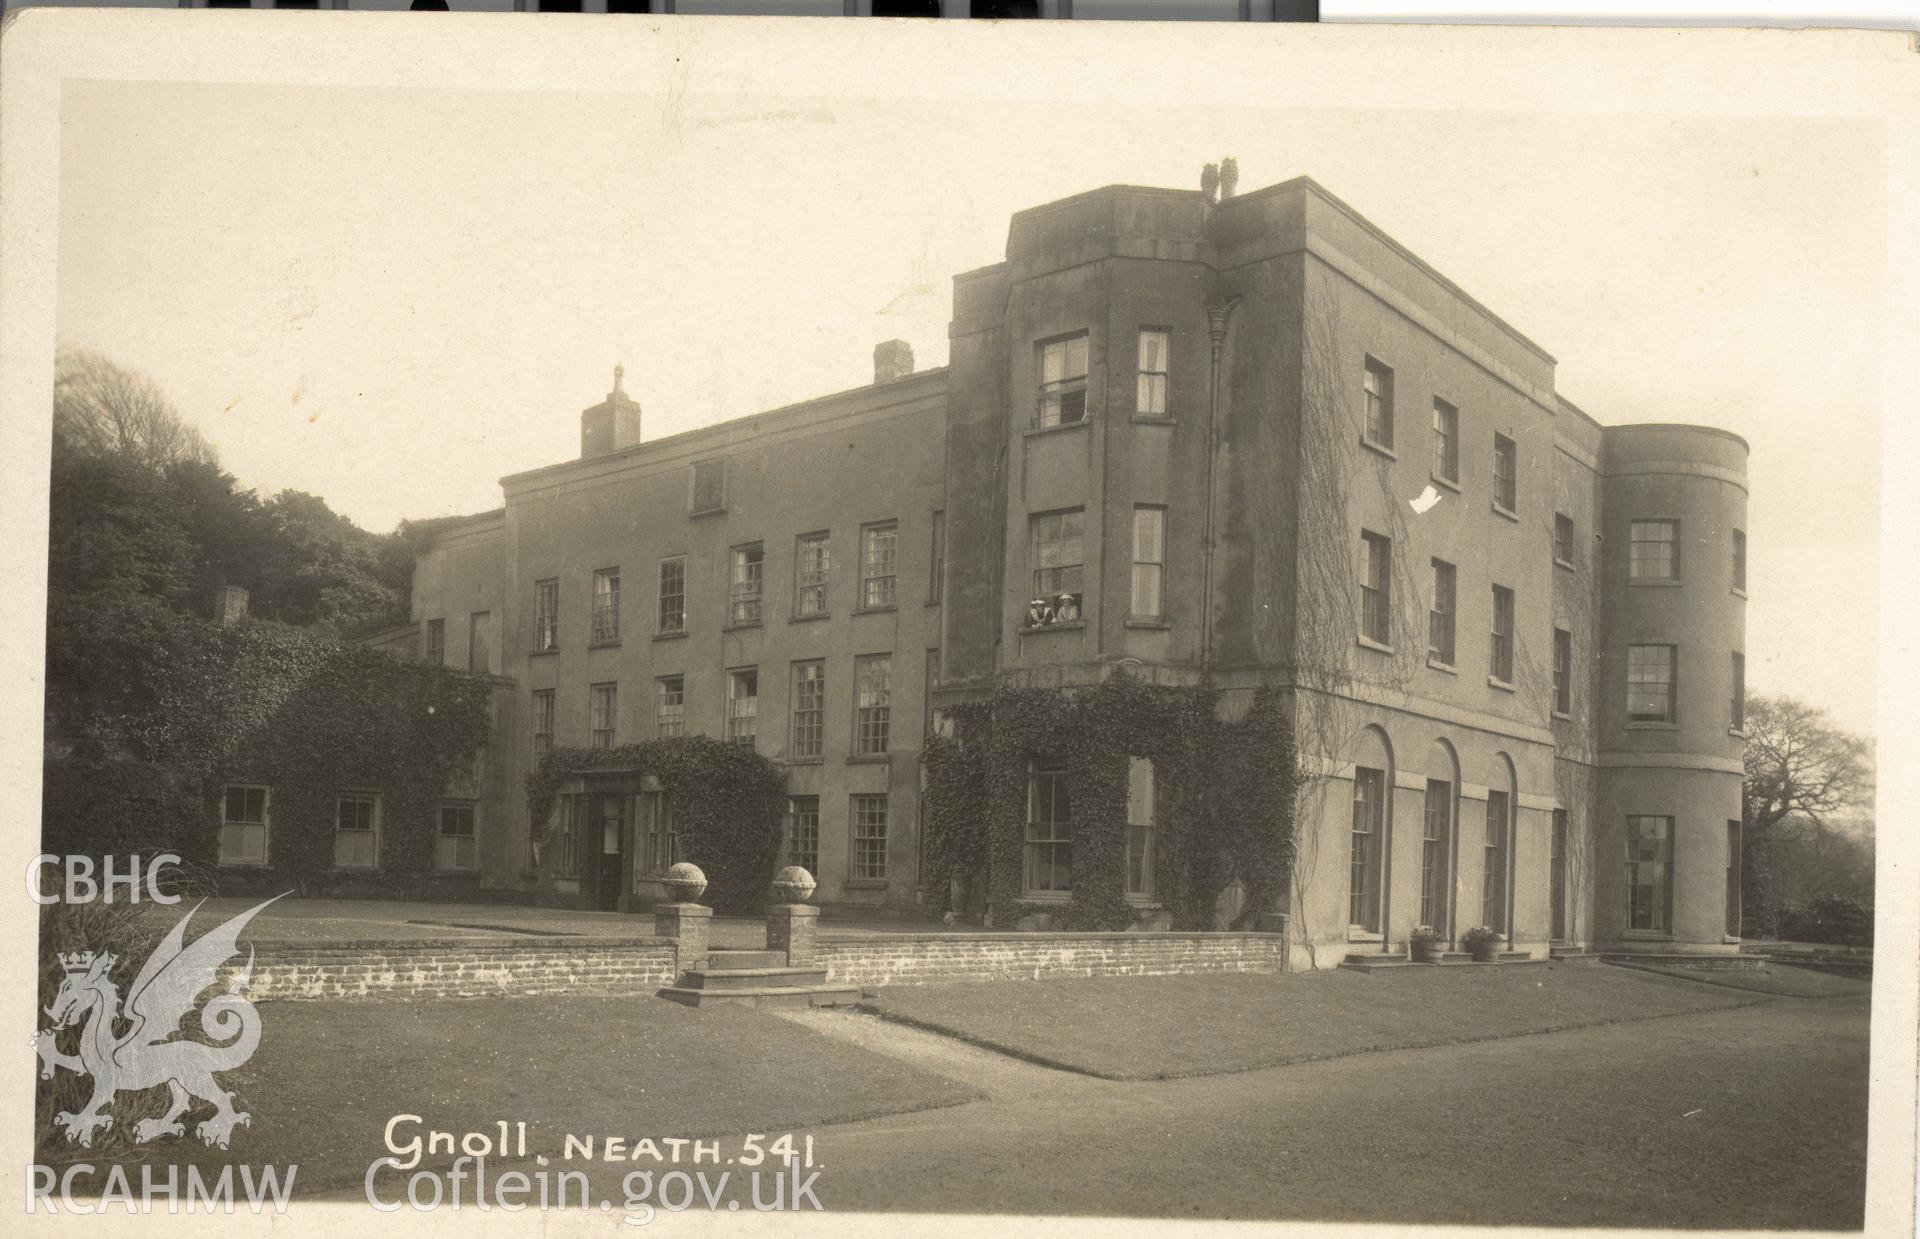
{"left": 920, "top": 672, "right": 1303, "bottom": 932}
{"left": 525, "top": 737, "right": 787, "bottom": 914}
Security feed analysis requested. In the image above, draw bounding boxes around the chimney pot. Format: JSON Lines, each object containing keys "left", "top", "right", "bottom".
{"left": 873, "top": 339, "right": 915, "bottom": 384}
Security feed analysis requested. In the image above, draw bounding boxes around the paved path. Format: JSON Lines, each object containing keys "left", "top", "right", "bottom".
{"left": 767, "top": 992, "right": 1868, "bottom": 1228}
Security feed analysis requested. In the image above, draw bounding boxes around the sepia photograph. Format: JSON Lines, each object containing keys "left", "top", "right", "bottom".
{"left": 0, "top": 12, "right": 1913, "bottom": 1235}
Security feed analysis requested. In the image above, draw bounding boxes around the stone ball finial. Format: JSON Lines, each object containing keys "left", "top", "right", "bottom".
{"left": 772, "top": 865, "right": 817, "bottom": 904}
{"left": 663, "top": 861, "right": 707, "bottom": 903}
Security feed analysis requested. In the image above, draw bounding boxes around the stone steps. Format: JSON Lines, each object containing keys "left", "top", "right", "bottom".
{"left": 708, "top": 949, "right": 784, "bottom": 970}
{"left": 657, "top": 984, "right": 862, "bottom": 1010}
{"left": 678, "top": 966, "right": 832, "bottom": 991}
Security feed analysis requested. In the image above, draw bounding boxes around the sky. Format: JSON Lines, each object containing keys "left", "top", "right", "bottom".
{"left": 52, "top": 67, "right": 1885, "bottom": 739}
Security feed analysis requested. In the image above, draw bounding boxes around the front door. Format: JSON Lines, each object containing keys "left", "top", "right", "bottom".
{"left": 595, "top": 794, "right": 628, "bottom": 911}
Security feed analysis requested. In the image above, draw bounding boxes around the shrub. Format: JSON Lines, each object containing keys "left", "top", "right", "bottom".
{"left": 526, "top": 737, "right": 787, "bottom": 915}
{"left": 1776, "top": 895, "right": 1874, "bottom": 948}
{"left": 35, "top": 901, "right": 168, "bottom": 1165}
{"left": 1460, "top": 926, "right": 1503, "bottom": 951}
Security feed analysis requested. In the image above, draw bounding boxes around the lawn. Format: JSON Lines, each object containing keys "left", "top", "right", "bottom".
{"left": 864, "top": 963, "right": 1767, "bottom": 1079}
{"left": 75, "top": 995, "right": 978, "bottom": 1196}
{"left": 1608, "top": 961, "right": 1871, "bottom": 999}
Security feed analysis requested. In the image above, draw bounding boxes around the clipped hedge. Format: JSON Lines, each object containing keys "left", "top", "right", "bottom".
{"left": 525, "top": 737, "right": 787, "bottom": 915}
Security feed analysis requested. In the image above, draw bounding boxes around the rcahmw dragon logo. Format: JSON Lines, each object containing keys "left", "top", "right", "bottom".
{"left": 33, "top": 894, "right": 285, "bottom": 1150}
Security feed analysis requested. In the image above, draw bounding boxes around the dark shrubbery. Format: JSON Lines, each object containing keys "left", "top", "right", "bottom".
{"left": 526, "top": 737, "right": 787, "bottom": 915}
{"left": 1775, "top": 895, "right": 1874, "bottom": 948}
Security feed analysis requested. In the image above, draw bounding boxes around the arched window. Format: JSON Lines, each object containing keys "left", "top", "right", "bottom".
{"left": 1421, "top": 740, "right": 1460, "bottom": 932}
{"left": 1348, "top": 727, "right": 1394, "bottom": 934}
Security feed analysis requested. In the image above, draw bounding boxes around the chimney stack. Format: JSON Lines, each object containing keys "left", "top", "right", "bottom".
{"left": 215, "top": 585, "right": 250, "bottom": 627}
{"left": 1219, "top": 156, "right": 1240, "bottom": 200}
{"left": 873, "top": 339, "right": 915, "bottom": 384}
{"left": 580, "top": 363, "right": 642, "bottom": 459}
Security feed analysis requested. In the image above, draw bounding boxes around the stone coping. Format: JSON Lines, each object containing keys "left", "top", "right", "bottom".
{"left": 816, "top": 930, "right": 1285, "bottom": 945}
{"left": 249, "top": 935, "right": 674, "bottom": 953}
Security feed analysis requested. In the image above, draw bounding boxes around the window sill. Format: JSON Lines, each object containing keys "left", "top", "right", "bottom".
{"left": 1488, "top": 676, "right": 1516, "bottom": 693}
{"left": 1491, "top": 502, "right": 1520, "bottom": 523}
{"left": 1125, "top": 897, "right": 1162, "bottom": 908}
{"left": 1428, "top": 473, "right": 1461, "bottom": 495}
{"left": 1625, "top": 721, "right": 1680, "bottom": 731}
{"left": 587, "top": 639, "right": 622, "bottom": 650}
{"left": 1126, "top": 618, "right": 1172, "bottom": 630}
{"left": 722, "top": 621, "right": 764, "bottom": 633}
{"left": 925, "top": 597, "right": 943, "bottom": 608}
{"left": 1732, "top": 587, "right": 1749, "bottom": 600}
{"left": 1628, "top": 577, "right": 1682, "bottom": 588}
{"left": 789, "top": 611, "right": 831, "bottom": 624}
{"left": 1553, "top": 557, "right": 1575, "bottom": 572}
{"left": 842, "top": 880, "right": 889, "bottom": 891}
{"left": 1427, "top": 656, "right": 1457, "bottom": 675}
{"left": 1130, "top": 415, "right": 1176, "bottom": 426}
{"left": 1728, "top": 727, "right": 1747, "bottom": 739}
{"left": 786, "top": 757, "right": 824, "bottom": 767}
{"left": 1359, "top": 436, "right": 1397, "bottom": 462}
{"left": 216, "top": 861, "right": 272, "bottom": 870}
{"left": 1620, "top": 930, "right": 1674, "bottom": 942}
{"left": 1357, "top": 635, "right": 1394, "bottom": 655}
{"left": 1022, "top": 621, "right": 1086, "bottom": 634}
{"left": 653, "top": 631, "right": 688, "bottom": 642}
{"left": 690, "top": 507, "right": 726, "bottom": 519}
{"left": 1552, "top": 710, "right": 1573, "bottom": 721}
{"left": 847, "top": 754, "right": 892, "bottom": 765}
{"left": 1347, "top": 929, "right": 1384, "bottom": 943}
{"left": 1025, "top": 419, "right": 1090, "bottom": 439}
{"left": 1021, "top": 891, "right": 1072, "bottom": 903}
{"left": 853, "top": 605, "right": 899, "bottom": 616}
{"left": 528, "top": 648, "right": 559, "bottom": 658}
{"left": 434, "top": 868, "right": 480, "bottom": 878}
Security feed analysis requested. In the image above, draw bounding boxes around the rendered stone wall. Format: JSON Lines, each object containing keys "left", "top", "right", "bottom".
{"left": 238, "top": 937, "right": 678, "bottom": 1002}
{"left": 816, "top": 931, "right": 1287, "bottom": 988}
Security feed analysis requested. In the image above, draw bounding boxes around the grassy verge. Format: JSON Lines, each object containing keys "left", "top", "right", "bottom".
{"left": 865, "top": 964, "right": 1765, "bottom": 1080}
{"left": 56, "top": 995, "right": 978, "bottom": 1196}
{"left": 1606, "top": 960, "right": 1871, "bottom": 999}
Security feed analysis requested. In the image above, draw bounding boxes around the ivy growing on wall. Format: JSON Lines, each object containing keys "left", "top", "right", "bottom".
{"left": 920, "top": 673, "right": 1303, "bottom": 932}
{"left": 524, "top": 737, "right": 787, "bottom": 915}
{"left": 52, "top": 620, "right": 496, "bottom": 897}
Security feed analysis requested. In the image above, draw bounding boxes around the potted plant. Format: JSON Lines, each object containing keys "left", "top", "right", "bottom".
{"left": 1461, "top": 926, "right": 1503, "bottom": 963}
{"left": 1409, "top": 925, "right": 1445, "bottom": 963}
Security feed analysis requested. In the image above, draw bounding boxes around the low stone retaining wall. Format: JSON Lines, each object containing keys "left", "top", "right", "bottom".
{"left": 237, "top": 937, "right": 679, "bottom": 1001}
{"left": 815, "top": 932, "right": 1288, "bottom": 988}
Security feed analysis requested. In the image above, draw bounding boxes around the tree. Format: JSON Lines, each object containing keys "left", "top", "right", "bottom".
{"left": 53, "top": 348, "right": 217, "bottom": 471}
{"left": 1741, "top": 693, "right": 1875, "bottom": 932}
